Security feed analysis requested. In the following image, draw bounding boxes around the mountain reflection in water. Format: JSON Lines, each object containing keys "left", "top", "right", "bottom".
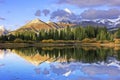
{"left": 0, "top": 47, "right": 120, "bottom": 80}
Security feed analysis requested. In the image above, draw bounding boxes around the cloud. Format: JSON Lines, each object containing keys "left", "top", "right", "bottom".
{"left": 7, "top": 11, "right": 11, "bottom": 14}
{"left": 51, "top": 62, "right": 120, "bottom": 76}
{"left": 57, "top": 0, "right": 120, "bottom": 8}
{"left": 80, "top": 9, "right": 120, "bottom": 19}
{"left": 34, "top": 10, "right": 41, "bottom": 17}
{"left": 50, "top": 9, "right": 81, "bottom": 21}
{"left": 81, "top": 65, "right": 120, "bottom": 76}
{"left": 42, "top": 9, "right": 50, "bottom": 16}
{"left": 50, "top": 63, "right": 72, "bottom": 75}
{"left": 0, "top": 17, "right": 5, "bottom": 20}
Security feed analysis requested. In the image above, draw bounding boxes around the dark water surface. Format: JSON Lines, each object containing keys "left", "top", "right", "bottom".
{"left": 0, "top": 47, "right": 120, "bottom": 80}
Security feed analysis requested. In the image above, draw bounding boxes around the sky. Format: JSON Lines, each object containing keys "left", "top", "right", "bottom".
{"left": 0, "top": 0, "right": 120, "bottom": 30}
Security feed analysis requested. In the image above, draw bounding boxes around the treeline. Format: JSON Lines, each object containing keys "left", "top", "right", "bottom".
{"left": 0, "top": 26, "right": 120, "bottom": 42}
{"left": 13, "top": 47, "right": 120, "bottom": 63}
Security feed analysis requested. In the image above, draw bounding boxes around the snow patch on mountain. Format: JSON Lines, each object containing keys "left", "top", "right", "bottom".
{"left": 91, "top": 17, "right": 120, "bottom": 28}
{"left": 64, "top": 8, "right": 72, "bottom": 14}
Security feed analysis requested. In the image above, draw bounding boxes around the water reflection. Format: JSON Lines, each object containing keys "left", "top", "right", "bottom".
{"left": 11, "top": 47, "right": 120, "bottom": 64}
{"left": 0, "top": 47, "right": 120, "bottom": 80}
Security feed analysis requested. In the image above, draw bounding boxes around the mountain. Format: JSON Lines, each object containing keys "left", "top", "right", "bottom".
{"left": 59, "top": 17, "right": 120, "bottom": 31}
{"left": 85, "top": 18, "right": 120, "bottom": 28}
{"left": 79, "top": 21, "right": 105, "bottom": 27}
{"left": 13, "top": 19, "right": 75, "bottom": 33}
{"left": 11, "top": 17, "right": 120, "bottom": 33}
{"left": 12, "top": 49, "right": 69, "bottom": 66}
{"left": 0, "top": 25, "right": 8, "bottom": 36}
{"left": 93, "top": 18, "right": 120, "bottom": 31}
{"left": 15, "top": 19, "right": 54, "bottom": 32}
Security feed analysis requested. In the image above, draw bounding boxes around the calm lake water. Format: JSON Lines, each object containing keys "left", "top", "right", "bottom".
{"left": 0, "top": 46, "right": 120, "bottom": 80}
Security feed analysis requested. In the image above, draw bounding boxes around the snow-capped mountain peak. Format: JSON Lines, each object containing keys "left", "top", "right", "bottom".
{"left": 64, "top": 8, "right": 72, "bottom": 14}
{"left": 93, "top": 19, "right": 112, "bottom": 24}
{"left": 0, "top": 25, "right": 5, "bottom": 31}
{"left": 108, "top": 17, "right": 120, "bottom": 23}
{"left": 0, "top": 25, "right": 8, "bottom": 36}
{"left": 90, "top": 17, "right": 120, "bottom": 28}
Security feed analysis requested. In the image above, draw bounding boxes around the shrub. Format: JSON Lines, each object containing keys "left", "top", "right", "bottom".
{"left": 97, "top": 40, "right": 109, "bottom": 43}
{"left": 82, "top": 38, "right": 92, "bottom": 43}
{"left": 42, "top": 39, "right": 54, "bottom": 43}
{"left": 14, "top": 38, "right": 24, "bottom": 43}
{"left": 115, "top": 39, "right": 120, "bottom": 44}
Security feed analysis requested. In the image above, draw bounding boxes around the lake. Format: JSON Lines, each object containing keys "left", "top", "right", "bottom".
{"left": 0, "top": 46, "right": 120, "bottom": 80}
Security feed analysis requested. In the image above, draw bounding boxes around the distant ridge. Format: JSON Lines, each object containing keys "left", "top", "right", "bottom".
{"left": 11, "top": 17, "right": 120, "bottom": 34}
{"left": 13, "top": 18, "right": 75, "bottom": 33}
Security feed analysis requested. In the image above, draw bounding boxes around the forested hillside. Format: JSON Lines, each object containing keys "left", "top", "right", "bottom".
{"left": 0, "top": 26, "right": 120, "bottom": 43}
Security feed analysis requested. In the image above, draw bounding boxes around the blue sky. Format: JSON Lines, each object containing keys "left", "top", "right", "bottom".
{"left": 0, "top": 0, "right": 120, "bottom": 30}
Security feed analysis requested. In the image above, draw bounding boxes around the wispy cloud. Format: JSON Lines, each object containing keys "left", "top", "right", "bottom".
{"left": 42, "top": 9, "right": 50, "bottom": 16}
{"left": 81, "top": 65, "right": 120, "bottom": 76}
{"left": 81, "top": 9, "right": 120, "bottom": 19}
{"left": 50, "top": 9, "right": 81, "bottom": 21}
{"left": 34, "top": 10, "right": 41, "bottom": 17}
{"left": 0, "top": 17, "right": 5, "bottom": 20}
{"left": 57, "top": 0, "right": 120, "bottom": 8}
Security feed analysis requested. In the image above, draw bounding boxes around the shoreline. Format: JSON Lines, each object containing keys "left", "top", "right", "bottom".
{"left": 0, "top": 42, "right": 119, "bottom": 48}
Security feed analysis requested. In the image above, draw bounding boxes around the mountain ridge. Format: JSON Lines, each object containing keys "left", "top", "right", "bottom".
{"left": 8, "top": 17, "right": 120, "bottom": 34}
{"left": 59, "top": 18, "right": 120, "bottom": 30}
{"left": 12, "top": 18, "right": 75, "bottom": 33}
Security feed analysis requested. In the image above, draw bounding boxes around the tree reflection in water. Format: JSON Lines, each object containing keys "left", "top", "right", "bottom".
{"left": 10, "top": 47, "right": 120, "bottom": 63}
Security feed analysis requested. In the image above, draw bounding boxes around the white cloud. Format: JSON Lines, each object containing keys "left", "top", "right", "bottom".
{"left": 50, "top": 9, "right": 81, "bottom": 21}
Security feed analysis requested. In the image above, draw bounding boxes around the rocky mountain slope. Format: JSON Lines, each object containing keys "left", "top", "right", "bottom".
{"left": 14, "top": 19, "right": 75, "bottom": 33}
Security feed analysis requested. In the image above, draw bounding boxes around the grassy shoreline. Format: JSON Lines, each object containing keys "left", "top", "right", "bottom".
{"left": 0, "top": 41, "right": 120, "bottom": 48}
